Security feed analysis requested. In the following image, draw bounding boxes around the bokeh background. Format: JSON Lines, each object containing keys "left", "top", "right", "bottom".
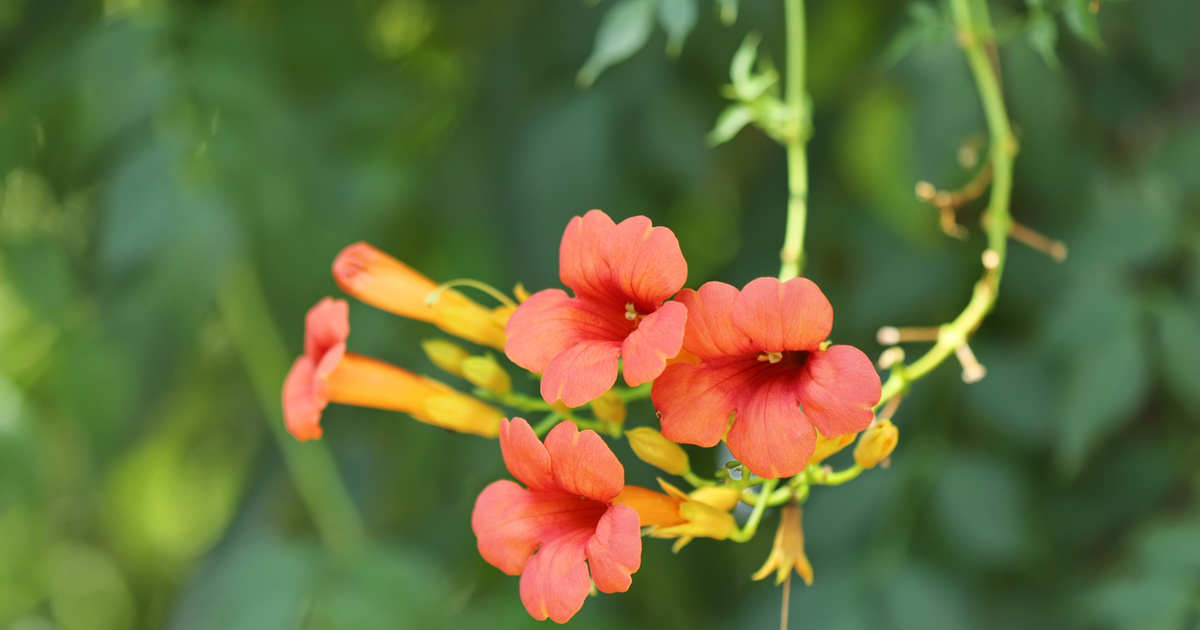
{"left": 1, "top": 0, "right": 1198, "bottom": 628}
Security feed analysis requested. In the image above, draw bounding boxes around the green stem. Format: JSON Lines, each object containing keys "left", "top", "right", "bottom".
{"left": 730, "top": 478, "right": 780, "bottom": 542}
{"left": 876, "top": 0, "right": 1016, "bottom": 408}
{"left": 682, "top": 470, "right": 717, "bottom": 488}
{"left": 810, "top": 464, "right": 863, "bottom": 486}
{"left": 615, "top": 382, "right": 652, "bottom": 401}
{"left": 217, "top": 261, "right": 366, "bottom": 561}
{"left": 531, "top": 411, "right": 563, "bottom": 436}
{"left": 779, "top": 0, "right": 809, "bottom": 281}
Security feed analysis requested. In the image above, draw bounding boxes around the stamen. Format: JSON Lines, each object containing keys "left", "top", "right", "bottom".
{"left": 624, "top": 302, "right": 639, "bottom": 321}
{"left": 757, "top": 352, "right": 783, "bottom": 364}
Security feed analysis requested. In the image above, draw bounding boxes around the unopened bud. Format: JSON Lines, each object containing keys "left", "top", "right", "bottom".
{"left": 853, "top": 419, "right": 898, "bottom": 469}
{"left": 590, "top": 390, "right": 627, "bottom": 426}
{"left": 878, "top": 346, "right": 906, "bottom": 369}
{"left": 421, "top": 339, "right": 470, "bottom": 376}
{"left": 626, "top": 427, "right": 690, "bottom": 475}
{"left": 461, "top": 355, "right": 512, "bottom": 394}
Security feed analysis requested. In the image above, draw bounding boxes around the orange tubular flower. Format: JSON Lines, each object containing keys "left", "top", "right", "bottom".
{"left": 281, "top": 298, "right": 502, "bottom": 440}
{"left": 504, "top": 210, "right": 688, "bottom": 407}
{"left": 472, "top": 418, "right": 641, "bottom": 624}
{"left": 614, "top": 480, "right": 739, "bottom": 552}
{"left": 332, "top": 242, "right": 507, "bottom": 350}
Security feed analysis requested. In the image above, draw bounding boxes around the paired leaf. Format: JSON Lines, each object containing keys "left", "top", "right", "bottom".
{"left": 578, "top": 0, "right": 656, "bottom": 87}
{"left": 1026, "top": 7, "right": 1060, "bottom": 68}
{"left": 658, "top": 0, "right": 697, "bottom": 57}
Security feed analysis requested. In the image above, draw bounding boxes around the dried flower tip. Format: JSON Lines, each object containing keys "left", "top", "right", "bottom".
{"left": 877, "top": 346, "right": 906, "bottom": 369}
{"left": 981, "top": 249, "right": 1001, "bottom": 270}
{"left": 954, "top": 343, "right": 987, "bottom": 383}
{"left": 957, "top": 143, "right": 979, "bottom": 169}
{"left": 877, "top": 326, "right": 900, "bottom": 345}
{"left": 914, "top": 181, "right": 937, "bottom": 201}
{"left": 1008, "top": 220, "right": 1068, "bottom": 262}
{"left": 878, "top": 326, "right": 940, "bottom": 345}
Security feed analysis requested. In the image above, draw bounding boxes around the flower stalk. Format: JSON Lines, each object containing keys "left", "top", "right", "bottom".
{"left": 779, "top": 0, "right": 810, "bottom": 281}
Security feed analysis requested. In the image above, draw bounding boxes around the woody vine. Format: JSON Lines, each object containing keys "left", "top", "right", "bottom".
{"left": 270, "top": 0, "right": 1067, "bottom": 624}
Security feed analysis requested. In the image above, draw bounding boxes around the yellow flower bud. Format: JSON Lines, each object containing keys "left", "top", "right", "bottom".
{"left": 626, "top": 427, "right": 690, "bottom": 475}
{"left": 752, "top": 505, "right": 813, "bottom": 585}
{"left": 809, "top": 429, "right": 855, "bottom": 466}
{"left": 421, "top": 339, "right": 470, "bottom": 377}
{"left": 590, "top": 391, "right": 627, "bottom": 426}
{"left": 460, "top": 355, "right": 512, "bottom": 394}
{"left": 853, "top": 419, "right": 898, "bottom": 469}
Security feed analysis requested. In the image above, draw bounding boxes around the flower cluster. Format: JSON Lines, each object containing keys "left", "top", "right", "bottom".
{"left": 282, "top": 210, "right": 888, "bottom": 623}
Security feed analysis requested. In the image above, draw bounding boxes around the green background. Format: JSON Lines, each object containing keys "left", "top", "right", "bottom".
{"left": 1, "top": 0, "right": 1198, "bottom": 628}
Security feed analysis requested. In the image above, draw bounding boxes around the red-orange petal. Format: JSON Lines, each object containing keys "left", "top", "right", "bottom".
{"left": 653, "top": 359, "right": 753, "bottom": 447}
{"left": 504, "top": 289, "right": 627, "bottom": 374}
{"left": 471, "top": 480, "right": 604, "bottom": 577}
{"left": 282, "top": 356, "right": 325, "bottom": 441}
{"left": 733, "top": 277, "right": 832, "bottom": 353}
{"left": 797, "top": 345, "right": 881, "bottom": 437}
{"left": 543, "top": 420, "right": 625, "bottom": 502}
{"left": 726, "top": 375, "right": 817, "bottom": 478}
{"left": 539, "top": 340, "right": 622, "bottom": 407}
{"left": 518, "top": 529, "right": 593, "bottom": 623}
{"left": 676, "top": 282, "right": 757, "bottom": 359}
{"left": 620, "top": 300, "right": 686, "bottom": 386}
{"left": 303, "top": 297, "right": 350, "bottom": 361}
{"left": 585, "top": 504, "right": 642, "bottom": 593}
{"left": 498, "top": 417, "right": 555, "bottom": 492}
{"left": 558, "top": 210, "right": 686, "bottom": 309}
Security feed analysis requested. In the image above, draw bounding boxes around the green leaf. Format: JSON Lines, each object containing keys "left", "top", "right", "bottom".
{"left": 1063, "top": 0, "right": 1103, "bottom": 48}
{"left": 577, "top": 0, "right": 656, "bottom": 87}
{"left": 1026, "top": 8, "right": 1060, "bottom": 69}
{"left": 1157, "top": 299, "right": 1200, "bottom": 413}
{"left": 880, "top": 2, "right": 948, "bottom": 67}
{"left": 707, "top": 104, "right": 755, "bottom": 146}
{"left": 658, "top": 0, "right": 697, "bottom": 57}
{"left": 1137, "top": 516, "right": 1200, "bottom": 577}
{"left": 932, "top": 452, "right": 1031, "bottom": 565}
{"left": 1056, "top": 314, "right": 1150, "bottom": 476}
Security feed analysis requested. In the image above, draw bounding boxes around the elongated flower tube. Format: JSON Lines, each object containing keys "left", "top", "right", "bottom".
{"left": 333, "top": 242, "right": 507, "bottom": 349}
{"left": 614, "top": 480, "right": 739, "bottom": 552}
{"left": 472, "top": 418, "right": 641, "bottom": 623}
{"left": 281, "top": 298, "right": 503, "bottom": 440}
{"left": 652, "top": 278, "right": 881, "bottom": 478}
{"left": 505, "top": 210, "right": 688, "bottom": 407}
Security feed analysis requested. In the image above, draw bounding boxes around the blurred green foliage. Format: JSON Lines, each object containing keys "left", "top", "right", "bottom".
{"left": 1, "top": 0, "right": 1198, "bottom": 628}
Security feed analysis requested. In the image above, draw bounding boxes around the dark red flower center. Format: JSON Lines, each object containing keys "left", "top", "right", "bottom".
{"left": 756, "top": 350, "right": 810, "bottom": 369}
